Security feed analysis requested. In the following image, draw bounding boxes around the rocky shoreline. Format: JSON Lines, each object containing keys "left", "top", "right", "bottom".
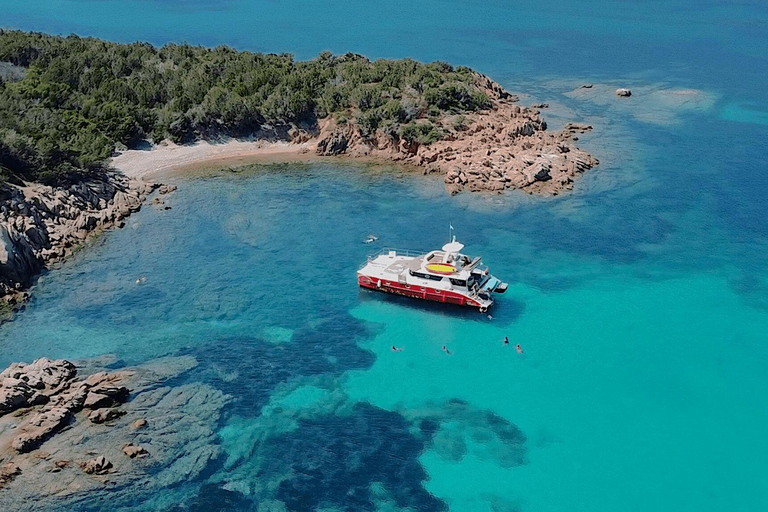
{"left": 0, "top": 173, "right": 160, "bottom": 309}
{"left": 115, "top": 73, "right": 599, "bottom": 198}
{"left": 312, "top": 74, "right": 598, "bottom": 196}
{"left": 0, "top": 356, "right": 229, "bottom": 510}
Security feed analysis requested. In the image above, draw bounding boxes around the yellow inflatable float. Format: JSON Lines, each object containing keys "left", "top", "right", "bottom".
{"left": 425, "top": 263, "right": 456, "bottom": 275}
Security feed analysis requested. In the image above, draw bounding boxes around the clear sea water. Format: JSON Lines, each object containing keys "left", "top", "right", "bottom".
{"left": 2, "top": 1, "right": 768, "bottom": 511}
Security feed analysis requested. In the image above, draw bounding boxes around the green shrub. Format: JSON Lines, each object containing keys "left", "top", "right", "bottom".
{"left": 356, "top": 110, "right": 381, "bottom": 138}
{"left": 399, "top": 121, "right": 442, "bottom": 145}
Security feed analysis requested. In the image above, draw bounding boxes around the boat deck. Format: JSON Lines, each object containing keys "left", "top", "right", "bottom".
{"left": 362, "top": 253, "right": 424, "bottom": 276}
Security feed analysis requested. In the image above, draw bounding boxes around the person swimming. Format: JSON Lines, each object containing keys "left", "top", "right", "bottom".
{"left": 516, "top": 344, "right": 523, "bottom": 354}
{"left": 391, "top": 346, "right": 404, "bottom": 352}
{"left": 503, "top": 336, "right": 509, "bottom": 345}
{"left": 442, "top": 345, "right": 451, "bottom": 355}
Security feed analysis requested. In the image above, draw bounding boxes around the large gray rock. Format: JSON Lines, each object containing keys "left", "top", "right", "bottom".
{"left": 0, "top": 359, "right": 77, "bottom": 416}
{"left": 12, "top": 406, "right": 73, "bottom": 453}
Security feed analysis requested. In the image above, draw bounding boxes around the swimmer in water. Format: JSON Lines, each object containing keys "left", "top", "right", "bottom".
{"left": 442, "top": 345, "right": 451, "bottom": 355}
{"left": 516, "top": 344, "right": 523, "bottom": 354}
{"left": 503, "top": 336, "right": 509, "bottom": 345}
{"left": 391, "top": 346, "right": 404, "bottom": 352}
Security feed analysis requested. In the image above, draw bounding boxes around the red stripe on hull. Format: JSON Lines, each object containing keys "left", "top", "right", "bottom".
{"left": 357, "top": 274, "right": 481, "bottom": 308}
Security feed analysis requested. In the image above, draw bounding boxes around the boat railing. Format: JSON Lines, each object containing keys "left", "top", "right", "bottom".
{"left": 369, "top": 247, "right": 427, "bottom": 259}
{"left": 359, "top": 247, "right": 427, "bottom": 269}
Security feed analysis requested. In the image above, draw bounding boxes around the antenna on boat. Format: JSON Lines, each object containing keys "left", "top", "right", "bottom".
{"left": 449, "top": 223, "right": 454, "bottom": 242}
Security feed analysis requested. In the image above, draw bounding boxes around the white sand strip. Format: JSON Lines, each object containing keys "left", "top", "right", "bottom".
{"left": 111, "top": 139, "right": 315, "bottom": 180}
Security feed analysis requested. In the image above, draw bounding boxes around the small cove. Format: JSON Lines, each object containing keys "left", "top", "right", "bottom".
{"left": 2, "top": 0, "right": 768, "bottom": 509}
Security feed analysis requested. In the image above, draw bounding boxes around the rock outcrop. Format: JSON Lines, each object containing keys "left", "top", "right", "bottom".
{"left": 0, "top": 355, "right": 231, "bottom": 509}
{"left": 0, "top": 173, "right": 156, "bottom": 306}
{"left": 0, "top": 358, "right": 76, "bottom": 414}
{"left": 311, "top": 72, "right": 598, "bottom": 196}
{"left": 0, "top": 359, "right": 131, "bottom": 453}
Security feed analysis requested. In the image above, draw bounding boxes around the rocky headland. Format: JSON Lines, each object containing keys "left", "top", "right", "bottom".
{"left": 312, "top": 74, "right": 598, "bottom": 196}
{"left": 0, "top": 356, "right": 230, "bottom": 511}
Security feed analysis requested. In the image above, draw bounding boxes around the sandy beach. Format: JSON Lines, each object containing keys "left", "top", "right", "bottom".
{"left": 111, "top": 139, "right": 318, "bottom": 180}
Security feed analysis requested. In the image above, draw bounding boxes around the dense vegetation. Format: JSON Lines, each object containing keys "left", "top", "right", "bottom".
{"left": 0, "top": 30, "right": 493, "bottom": 186}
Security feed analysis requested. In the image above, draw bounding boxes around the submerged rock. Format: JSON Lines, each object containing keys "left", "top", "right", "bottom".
{"left": 81, "top": 455, "right": 112, "bottom": 475}
{"left": 157, "top": 184, "right": 177, "bottom": 195}
{"left": 88, "top": 408, "right": 125, "bottom": 424}
{"left": 122, "top": 443, "right": 149, "bottom": 459}
{"left": 0, "top": 462, "right": 21, "bottom": 488}
{"left": 130, "top": 418, "right": 148, "bottom": 430}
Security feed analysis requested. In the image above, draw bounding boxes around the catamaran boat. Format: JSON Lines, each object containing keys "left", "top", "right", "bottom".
{"left": 357, "top": 237, "right": 508, "bottom": 311}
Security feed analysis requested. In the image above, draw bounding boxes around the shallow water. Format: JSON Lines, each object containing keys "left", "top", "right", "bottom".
{"left": 2, "top": 1, "right": 768, "bottom": 511}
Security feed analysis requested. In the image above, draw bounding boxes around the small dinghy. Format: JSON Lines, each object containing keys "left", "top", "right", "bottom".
{"left": 364, "top": 234, "right": 379, "bottom": 244}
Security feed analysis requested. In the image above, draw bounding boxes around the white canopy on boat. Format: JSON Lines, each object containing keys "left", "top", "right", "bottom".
{"left": 442, "top": 241, "right": 465, "bottom": 253}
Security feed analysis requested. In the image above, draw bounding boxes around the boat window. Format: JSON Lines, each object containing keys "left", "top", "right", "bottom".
{"left": 449, "top": 278, "right": 467, "bottom": 287}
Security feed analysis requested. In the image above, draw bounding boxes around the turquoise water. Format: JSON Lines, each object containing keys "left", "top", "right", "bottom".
{"left": 2, "top": 2, "right": 768, "bottom": 511}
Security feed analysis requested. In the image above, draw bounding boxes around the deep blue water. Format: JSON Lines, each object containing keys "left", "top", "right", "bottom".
{"left": 1, "top": 2, "right": 768, "bottom": 511}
